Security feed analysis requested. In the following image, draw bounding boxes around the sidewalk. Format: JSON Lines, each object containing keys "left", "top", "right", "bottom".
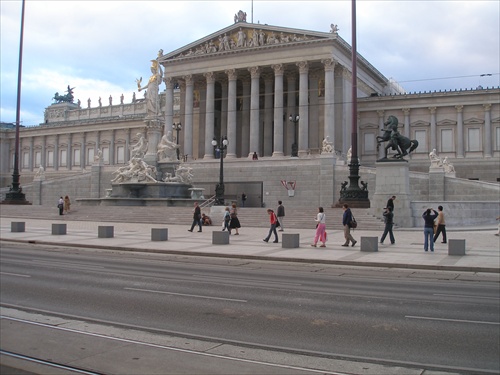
{"left": 1, "top": 216, "right": 499, "bottom": 273}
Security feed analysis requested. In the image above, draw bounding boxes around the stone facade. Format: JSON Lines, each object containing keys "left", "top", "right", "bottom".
{"left": 1, "top": 19, "right": 499, "bottom": 221}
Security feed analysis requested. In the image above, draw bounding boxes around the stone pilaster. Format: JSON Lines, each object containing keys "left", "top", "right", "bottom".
{"left": 297, "top": 61, "right": 309, "bottom": 157}
{"left": 371, "top": 161, "right": 412, "bottom": 228}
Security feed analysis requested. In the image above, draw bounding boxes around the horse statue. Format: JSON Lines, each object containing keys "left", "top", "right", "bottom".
{"left": 377, "top": 115, "right": 419, "bottom": 159}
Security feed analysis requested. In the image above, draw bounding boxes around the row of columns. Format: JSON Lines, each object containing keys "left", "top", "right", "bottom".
{"left": 162, "top": 59, "right": 338, "bottom": 160}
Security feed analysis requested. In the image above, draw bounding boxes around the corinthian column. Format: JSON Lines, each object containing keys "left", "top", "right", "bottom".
{"left": 297, "top": 61, "right": 309, "bottom": 157}
{"left": 163, "top": 77, "right": 174, "bottom": 135}
{"left": 183, "top": 75, "right": 194, "bottom": 159}
{"left": 204, "top": 72, "right": 215, "bottom": 159}
{"left": 248, "top": 66, "right": 260, "bottom": 158}
{"left": 226, "top": 69, "right": 237, "bottom": 158}
{"left": 263, "top": 74, "right": 273, "bottom": 156}
{"left": 272, "top": 64, "right": 284, "bottom": 157}
{"left": 322, "top": 58, "right": 336, "bottom": 144}
{"left": 455, "top": 105, "right": 464, "bottom": 158}
{"left": 483, "top": 104, "right": 492, "bottom": 158}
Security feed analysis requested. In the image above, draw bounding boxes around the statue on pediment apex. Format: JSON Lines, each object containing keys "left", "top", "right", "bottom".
{"left": 234, "top": 10, "right": 247, "bottom": 23}
{"left": 330, "top": 24, "right": 339, "bottom": 34}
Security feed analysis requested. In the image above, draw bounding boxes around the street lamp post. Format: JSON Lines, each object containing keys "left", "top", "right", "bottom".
{"left": 172, "top": 122, "right": 182, "bottom": 160}
{"left": 289, "top": 114, "right": 299, "bottom": 157}
{"left": 211, "top": 136, "right": 228, "bottom": 205}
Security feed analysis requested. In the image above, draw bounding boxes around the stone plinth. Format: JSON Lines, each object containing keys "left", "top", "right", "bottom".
{"left": 448, "top": 239, "right": 466, "bottom": 256}
{"left": 151, "top": 228, "right": 168, "bottom": 241}
{"left": 282, "top": 233, "right": 300, "bottom": 248}
{"left": 11, "top": 222, "right": 25, "bottom": 232}
{"left": 360, "top": 237, "right": 378, "bottom": 252}
{"left": 371, "top": 161, "right": 412, "bottom": 228}
{"left": 212, "top": 231, "right": 229, "bottom": 245}
{"left": 52, "top": 223, "right": 67, "bottom": 235}
{"left": 98, "top": 226, "right": 114, "bottom": 238}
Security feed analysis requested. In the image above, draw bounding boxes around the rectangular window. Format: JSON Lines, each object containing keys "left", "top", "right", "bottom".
{"left": 87, "top": 148, "right": 95, "bottom": 165}
{"left": 60, "top": 150, "right": 67, "bottom": 167}
{"left": 414, "top": 130, "right": 427, "bottom": 152}
{"left": 47, "top": 151, "right": 54, "bottom": 167}
{"left": 102, "top": 147, "right": 109, "bottom": 164}
{"left": 73, "top": 149, "right": 80, "bottom": 166}
{"left": 117, "top": 146, "right": 125, "bottom": 164}
{"left": 35, "top": 151, "right": 41, "bottom": 167}
{"left": 467, "top": 128, "right": 480, "bottom": 151}
{"left": 440, "top": 129, "right": 454, "bottom": 152}
{"left": 364, "top": 133, "right": 375, "bottom": 153}
{"left": 496, "top": 128, "right": 500, "bottom": 151}
{"left": 23, "top": 152, "right": 29, "bottom": 168}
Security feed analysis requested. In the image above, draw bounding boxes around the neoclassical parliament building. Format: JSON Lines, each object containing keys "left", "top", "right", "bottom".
{"left": 1, "top": 15, "right": 499, "bottom": 208}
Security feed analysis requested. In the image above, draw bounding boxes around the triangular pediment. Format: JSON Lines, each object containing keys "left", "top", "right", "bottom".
{"left": 463, "top": 117, "right": 484, "bottom": 126}
{"left": 159, "top": 22, "right": 338, "bottom": 62}
{"left": 437, "top": 119, "right": 457, "bottom": 126}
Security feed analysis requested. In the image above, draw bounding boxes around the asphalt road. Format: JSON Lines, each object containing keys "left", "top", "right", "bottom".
{"left": 1, "top": 243, "right": 499, "bottom": 373}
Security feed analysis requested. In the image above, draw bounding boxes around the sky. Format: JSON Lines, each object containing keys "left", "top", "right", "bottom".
{"left": 1, "top": 0, "right": 499, "bottom": 126}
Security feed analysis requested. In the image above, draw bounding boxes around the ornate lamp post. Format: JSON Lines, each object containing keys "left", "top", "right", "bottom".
{"left": 211, "top": 136, "right": 228, "bottom": 205}
{"left": 172, "top": 122, "right": 182, "bottom": 160}
{"left": 289, "top": 114, "right": 299, "bottom": 157}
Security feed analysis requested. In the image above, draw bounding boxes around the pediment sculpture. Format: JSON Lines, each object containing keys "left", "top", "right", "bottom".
{"left": 169, "top": 28, "right": 318, "bottom": 60}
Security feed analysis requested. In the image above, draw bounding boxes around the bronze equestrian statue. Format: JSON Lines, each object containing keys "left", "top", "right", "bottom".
{"left": 377, "top": 115, "right": 418, "bottom": 159}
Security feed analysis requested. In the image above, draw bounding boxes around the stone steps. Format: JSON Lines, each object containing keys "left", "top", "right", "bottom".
{"left": 0, "top": 204, "right": 385, "bottom": 230}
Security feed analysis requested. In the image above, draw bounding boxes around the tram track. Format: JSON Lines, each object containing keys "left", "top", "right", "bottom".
{"left": 2, "top": 306, "right": 498, "bottom": 375}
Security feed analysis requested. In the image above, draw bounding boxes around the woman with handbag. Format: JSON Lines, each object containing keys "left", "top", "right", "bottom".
{"left": 229, "top": 203, "right": 241, "bottom": 235}
{"left": 311, "top": 207, "right": 327, "bottom": 247}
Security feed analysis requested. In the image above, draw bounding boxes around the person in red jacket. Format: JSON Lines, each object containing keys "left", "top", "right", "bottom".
{"left": 263, "top": 209, "right": 279, "bottom": 243}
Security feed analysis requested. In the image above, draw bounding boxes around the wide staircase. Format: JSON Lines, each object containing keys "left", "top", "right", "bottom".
{"left": 0, "top": 204, "right": 385, "bottom": 231}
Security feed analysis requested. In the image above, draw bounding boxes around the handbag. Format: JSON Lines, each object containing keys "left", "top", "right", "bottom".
{"left": 350, "top": 214, "right": 358, "bottom": 229}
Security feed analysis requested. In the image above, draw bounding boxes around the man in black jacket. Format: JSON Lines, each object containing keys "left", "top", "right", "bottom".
{"left": 277, "top": 200, "right": 285, "bottom": 231}
{"left": 380, "top": 207, "right": 395, "bottom": 244}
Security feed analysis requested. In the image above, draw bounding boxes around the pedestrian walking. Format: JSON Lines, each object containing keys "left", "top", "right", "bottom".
{"left": 341, "top": 203, "right": 357, "bottom": 247}
{"left": 63, "top": 195, "right": 71, "bottom": 214}
{"left": 241, "top": 192, "right": 247, "bottom": 207}
{"left": 311, "top": 207, "right": 327, "bottom": 247}
{"left": 263, "top": 209, "right": 279, "bottom": 243}
{"left": 277, "top": 200, "right": 285, "bottom": 231}
{"left": 380, "top": 206, "right": 395, "bottom": 244}
{"left": 222, "top": 207, "right": 231, "bottom": 231}
{"left": 229, "top": 203, "right": 241, "bottom": 235}
{"left": 57, "top": 197, "right": 64, "bottom": 215}
{"left": 496, "top": 216, "right": 500, "bottom": 236}
{"left": 386, "top": 195, "right": 396, "bottom": 212}
{"left": 188, "top": 202, "right": 202, "bottom": 232}
{"left": 433, "top": 205, "right": 447, "bottom": 243}
{"left": 422, "top": 208, "right": 438, "bottom": 251}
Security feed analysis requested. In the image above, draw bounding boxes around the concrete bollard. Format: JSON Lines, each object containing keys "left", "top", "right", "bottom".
{"left": 212, "top": 231, "right": 230, "bottom": 245}
{"left": 52, "top": 223, "right": 67, "bottom": 235}
{"left": 282, "top": 233, "right": 300, "bottom": 248}
{"left": 98, "top": 226, "right": 114, "bottom": 238}
{"left": 151, "top": 228, "right": 168, "bottom": 241}
{"left": 448, "top": 239, "right": 466, "bottom": 256}
{"left": 11, "top": 222, "right": 25, "bottom": 233}
{"left": 360, "top": 237, "right": 378, "bottom": 252}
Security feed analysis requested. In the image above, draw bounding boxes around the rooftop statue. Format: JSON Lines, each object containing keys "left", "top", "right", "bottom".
{"left": 52, "top": 85, "right": 75, "bottom": 104}
{"left": 377, "top": 115, "right": 419, "bottom": 160}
